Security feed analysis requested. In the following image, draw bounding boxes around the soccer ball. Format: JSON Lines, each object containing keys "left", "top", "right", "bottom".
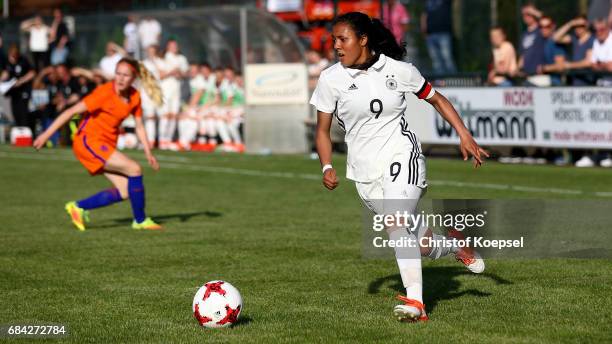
{"left": 192, "top": 280, "right": 242, "bottom": 328}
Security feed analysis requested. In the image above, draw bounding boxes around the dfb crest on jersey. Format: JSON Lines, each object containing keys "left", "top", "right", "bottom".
{"left": 386, "top": 78, "right": 397, "bottom": 90}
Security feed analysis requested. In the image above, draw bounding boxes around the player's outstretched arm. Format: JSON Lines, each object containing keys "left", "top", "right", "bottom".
{"left": 134, "top": 116, "right": 159, "bottom": 171}
{"left": 315, "top": 111, "right": 339, "bottom": 190}
{"left": 33, "top": 101, "right": 88, "bottom": 150}
{"left": 425, "top": 92, "right": 489, "bottom": 167}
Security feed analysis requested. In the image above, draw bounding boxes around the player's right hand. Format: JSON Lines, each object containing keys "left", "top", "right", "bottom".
{"left": 323, "top": 168, "right": 339, "bottom": 190}
{"left": 33, "top": 135, "right": 48, "bottom": 150}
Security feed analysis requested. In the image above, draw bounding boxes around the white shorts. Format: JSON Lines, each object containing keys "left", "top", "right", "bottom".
{"left": 355, "top": 151, "right": 427, "bottom": 215}
{"left": 160, "top": 85, "right": 181, "bottom": 114}
{"left": 229, "top": 106, "right": 244, "bottom": 120}
{"left": 141, "top": 90, "right": 160, "bottom": 118}
{"left": 214, "top": 106, "right": 230, "bottom": 119}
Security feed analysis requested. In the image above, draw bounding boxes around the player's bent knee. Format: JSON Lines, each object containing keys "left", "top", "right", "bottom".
{"left": 126, "top": 162, "right": 142, "bottom": 177}
{"left": 118, "top": 188, "right": 129, "bottom": 200}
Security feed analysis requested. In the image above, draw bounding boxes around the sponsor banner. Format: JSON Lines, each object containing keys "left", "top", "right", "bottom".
{"left": 266, "top": 0, "right": 302, "bottom": 12}
{"left": 417, "top": 87, "right": 612, "bottom": 149}
{"left": 245, "top": 63, "right": 308, "bottom": 105}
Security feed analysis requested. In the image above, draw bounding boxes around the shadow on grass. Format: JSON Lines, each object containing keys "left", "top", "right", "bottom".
{"left": 368, "top": 266, "right": 512, "bottom": 315}
{"left": 87, "top": 210, "right": 222, "bottom": 229}
{"left": 234, "top": 314, "right": 253, "bottom": 327}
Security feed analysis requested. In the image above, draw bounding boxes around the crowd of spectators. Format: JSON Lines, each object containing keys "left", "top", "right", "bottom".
{"left": 0, "top": 11, "right": 245, "bottom": 152}
{"left": 3, "top": 3, "right": 612, "bottom": 162}
{"left": 488, "top": 3, "right": 612, "bottom": 87}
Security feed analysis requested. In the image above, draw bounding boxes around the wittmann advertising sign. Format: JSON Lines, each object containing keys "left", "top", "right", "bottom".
{"left": 422, "top": 88, "right": 612, "bottom": 149}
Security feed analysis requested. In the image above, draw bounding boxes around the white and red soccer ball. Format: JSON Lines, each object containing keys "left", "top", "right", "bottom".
{"left": 192, "top": 280, "right": 242, "bottom": 328}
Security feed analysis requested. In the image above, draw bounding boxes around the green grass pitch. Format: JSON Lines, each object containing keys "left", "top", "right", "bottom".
{"left": 0, "top": 145, "right": 610, "bottom": 343}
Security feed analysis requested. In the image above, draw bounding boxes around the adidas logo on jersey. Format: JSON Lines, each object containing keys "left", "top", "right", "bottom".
{"left": 348, "top": 83, "right": 358, "bottom": 90}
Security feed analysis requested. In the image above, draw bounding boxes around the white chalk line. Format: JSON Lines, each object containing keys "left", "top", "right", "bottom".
{"left": 1, "top": 150, "right": 610, "bottom": 197}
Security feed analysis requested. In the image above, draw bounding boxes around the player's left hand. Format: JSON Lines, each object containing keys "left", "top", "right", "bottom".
{"left": 323, "top": 168, "right": 339, "bottom": 190}
{"left": 459, "top": 134, "right": 489, "bottom": 168}
{"left": 147, "top": 154, "right": 160, "bottom": 171}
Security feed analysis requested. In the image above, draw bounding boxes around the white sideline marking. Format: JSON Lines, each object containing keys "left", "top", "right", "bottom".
{"left": 160, "top": 162, "right": 320, "bottom": 180}
{"left": 1, "top": 150, "right": 610, "bottom": 197}
{"left": 428, "top": 180, "right": 584, "bottom": 195}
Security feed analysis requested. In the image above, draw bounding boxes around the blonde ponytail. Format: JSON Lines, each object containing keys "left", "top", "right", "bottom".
{"left": 137, "top": 61, "right": 164, "bottom": 107}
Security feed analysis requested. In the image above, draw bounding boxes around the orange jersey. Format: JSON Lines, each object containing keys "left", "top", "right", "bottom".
{"left": 78, "top": 82, "right": 142, "bottom": 143}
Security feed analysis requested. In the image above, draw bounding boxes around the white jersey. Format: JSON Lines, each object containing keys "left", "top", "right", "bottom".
{"left": 99, "top": 53, "right": 123, "bottom": 80}
{"left": 310, "top": 54, "right": 435, "bottom": 183}
{"left": 204, "top": 75, "right": 217, "bottom": 92}
{"left": 592, "top": 33, "right": 612, "bottom": 63}
{"left": 160, "top": 52, "right": 189, "bottom": 90}
{"left": 219, "top": 79, "right": 235, "bottom": 101}
{"left": 189, "top": 74, "right": 207, "bottom": 91}
{"left": 139, "top": 57, "right": 164, "bottom": 116}
{"left": 143, "top": 57, "right": 163, "bottom": 80}
{"left": 138, "top": 19, "right": 161, "bottom": 49}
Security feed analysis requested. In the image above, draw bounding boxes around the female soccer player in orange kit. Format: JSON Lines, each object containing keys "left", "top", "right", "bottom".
{"left": 33, "top": 57, "right": 164, "bottom": 231}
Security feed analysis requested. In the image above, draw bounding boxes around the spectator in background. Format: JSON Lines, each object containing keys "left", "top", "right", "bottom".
{"left": 158, "top": 39, "right": 188, "bottom": 150}
{"left": 197, "top": 63, "right": 218, "bottom": 148}
{"left": 551, "top": 15, "right": 595, "bottom": 86}
{"left": 306, "top": 49, "right": 329, "bottom": 89}
{"left": 70, "top": 67, "right": 97, "bottom": 98}
{"left": 421, "top": 0, "right": 456, "bottom": 74}
{"left": 591, "top": 18, "right": 612, "bottom": 86}
{"left": 55, "top": 64, "right": 85, "bottom": 144}
{"left": 200, "top": 63, "right": 215, "bottom": 91}
{"left": 518, "top": 4, "right": 546, "bottom": 81}
{"left": 324, "top": 48, "right": 337, "bottom": 64}
{"left": 49, "top": 8, "right": 70, "bottom": 65}
{"left": 0, "top": 34, "right": 6, "bottom": 71}
{"left": 225, "top": 67, "right": 244, "bottom": 152}
{"left": 123, "top": 15, "right": 140, "bottom": 59}
{"left": 141, "top": 44, "right": 164, "bottom": 145}
{"left": 99, "top": 42, "right": 126, "bottom": 80}
{"left": 488, "top": 26, "right": 517, "bottom": 86}
{"left": 178, "top": 63, "right": 205, "bottom": 150}
{"left": 382, "top": 0, "right": 410, "bottom": 45}
{"left": 1, "top": 44, "right": 35, "bottom": 133}
{"left": 536, "top": 16, "right": 566, "bottom": 86}
{"left": 91, "top": 70, "right": 107, "bottom": 86}
{"left": 20, "top": 14, "right": 50, "bottom": 71}
{"left": 32, "top": 66, "right": 59, "bottom": 144}
{"left": 591, "top": 17, "right": 612, "bottom": 168}
{"left": 55, "top": 64, "right": 80, "bottom": 113}
{"left": 138, "top": 17, "right": 162, "bottom": 54}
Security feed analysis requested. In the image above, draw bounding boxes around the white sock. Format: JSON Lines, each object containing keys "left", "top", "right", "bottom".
{"left": 228, "top": 119, "right": 242, "bottom": 144}
{"left": 198, "top": 118, "right": 207, "bottom": 138}
{"left": 216, "top": 119, "right": 231, "bottom": 144}
{"left": 205, "top": 118, "right": 217, "bottom": 142}
{"left": 159, "top": 117, "right": 169, "bottom": 142}
{"left": 144, "top": 117, "right": 156, "bottom": 143}
{"left": 188, "top": 118, "right": 199, "bottom": 144}
{"left": 427, "top": 233, "right": 455, "bottom": 259}
{"left": 389, "top": 228, "right": 422, "bottom": 303}
{"left": 179, "top": 118, "right": 198, "bottom": 145}
{"left": 178, "top": 119, "right": 189, "bottom": 145}
{"left": 166, "top": 115, "right": 177, "bottom": 142}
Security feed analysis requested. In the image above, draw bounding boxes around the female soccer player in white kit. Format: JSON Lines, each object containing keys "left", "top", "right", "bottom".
{"left": 311, "top": 12, "right": 489, "bottom": 322}
{"left": 141, "top": 45, "right": 164, "bottom": 146}
{"left": 158, "top": 39, "right": 189, "bottom": 149}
